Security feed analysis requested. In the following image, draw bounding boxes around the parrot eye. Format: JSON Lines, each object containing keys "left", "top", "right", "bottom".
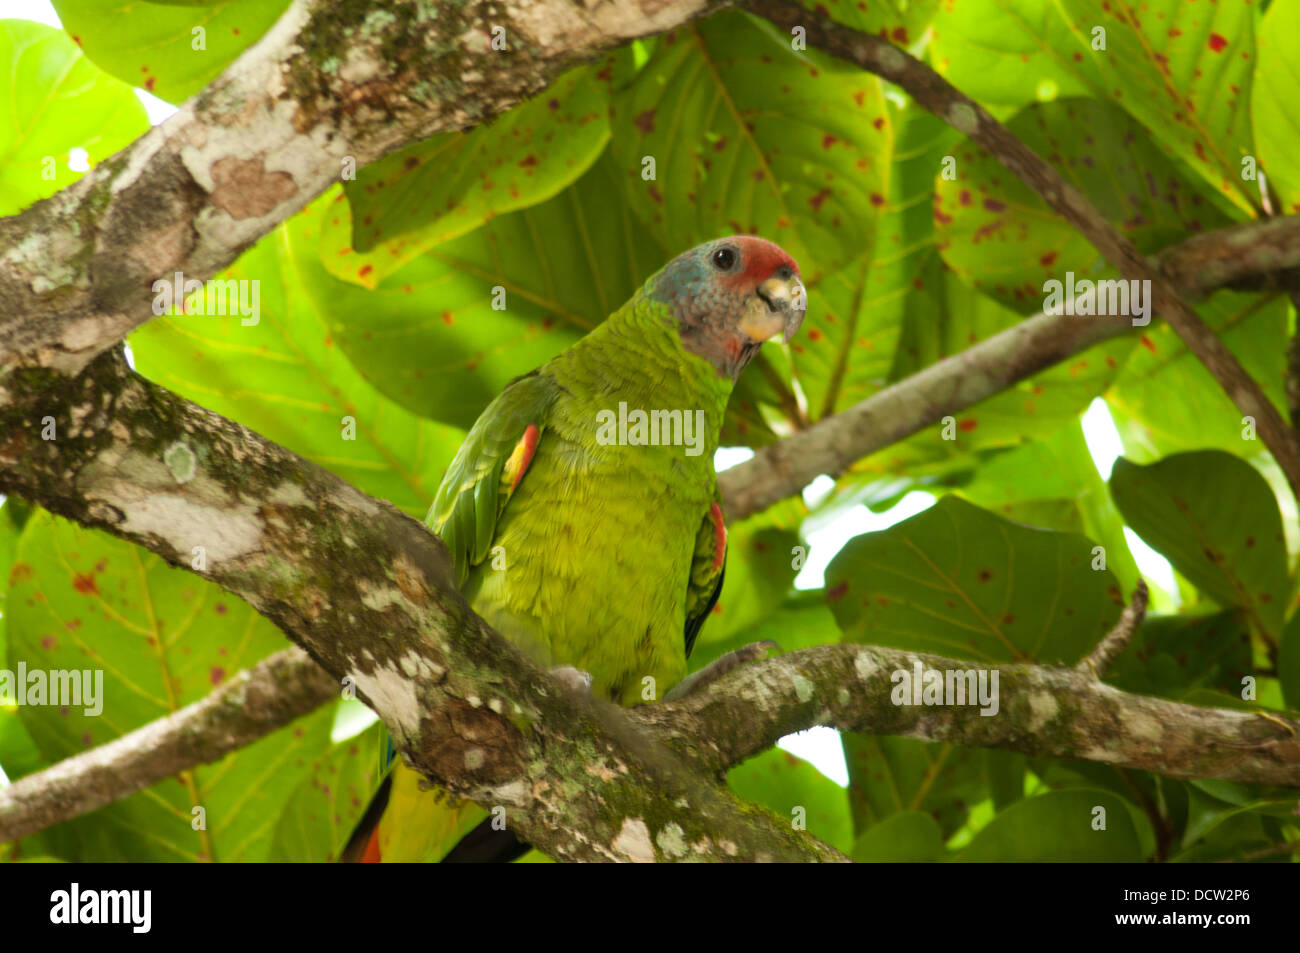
{"left": 711, "top": 246, "right": 738, "bottom": 271}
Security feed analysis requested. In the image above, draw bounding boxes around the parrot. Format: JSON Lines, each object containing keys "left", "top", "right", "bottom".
{"left": 341, "top": 235, "right": 806, "bottom": 862}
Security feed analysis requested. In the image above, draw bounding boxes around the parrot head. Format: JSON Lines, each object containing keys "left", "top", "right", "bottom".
{"left": 647, "top": 235, "right": 807, "bottom": 378}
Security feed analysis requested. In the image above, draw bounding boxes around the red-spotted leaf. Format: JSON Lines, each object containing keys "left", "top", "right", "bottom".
{"left": 323, "top": 65, "right": 611, "bottom": 288}
{"left": 801, "top": 0, "right": 939, "bottom": 48}
{"left": 6, "top": 511, "right": 332, "bottom": 861}
{"left": 794, "top": 109, "right": 959, "bottom": 419}
{"left": 1106, "top": 291, "right": 1288, "bottom": 461}
{"left": 51, "top": 0, "right": 290, "bottom": 103}
{"left": 608, "top": 10, "right": 891, "bottom": 287}
{"left": 1109, "top": 452, "right": 1288, "bottom": 645}
{"left": 935, "top": 97, "right": 1232, "bottom": 312}
{"left": 1056, "top": 0, "right": 1258, "bottom": 214}
{"left": 269, "top": 721, "right": 385, "bottom": 862}
{"left": 826, "top": 494, "right": 1123, "bottom": 664}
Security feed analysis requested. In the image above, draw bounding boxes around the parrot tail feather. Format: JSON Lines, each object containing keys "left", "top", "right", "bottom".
{"left": 339, "top": 774, "right": 392, "bottom": 863}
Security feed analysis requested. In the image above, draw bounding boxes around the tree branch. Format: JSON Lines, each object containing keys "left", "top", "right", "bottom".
{"left": 0, "top": 0, "right": 731, "bottom": 376}
{"left": 639, "top": 643, "right": 1300, "bottom": 788}
{"left": 0, "top": 648, "right": 335, "bottom": 843}
{"left": 751, "top": 0, "right": 1300, "bottom": 506}
{"left": 722, "top": 215, "right": 1300, "bottom": 520}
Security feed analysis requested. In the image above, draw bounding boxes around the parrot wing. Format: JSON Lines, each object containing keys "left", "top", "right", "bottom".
{"left": 426, "top": 370, "right": 560, "bottom": 585}
{"left": 684, "top": 496, "right": 727, "bottom": 658}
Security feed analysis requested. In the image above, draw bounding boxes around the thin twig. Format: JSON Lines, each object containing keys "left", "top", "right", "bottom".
{"left": 1078, "top": 579, "right": 1149, "bottom": 678}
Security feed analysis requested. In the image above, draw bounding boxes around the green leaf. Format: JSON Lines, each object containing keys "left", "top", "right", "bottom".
{"left": 50, "top": 0, "right": 291, "bottom": 104}
{"left": 0, "top": 19, "right": 148, "bottom": 216}
{"left": 1278, "top": 611, "right": 1300, "bottom": 709}
{"left": 1056, "top": 0, "right": 1258, "bottom": 214}
{"left": 326, "top": 65, "right": 611, "bottom": 287}
{"left": 6, "top": 511, "right": 331, "bottom": 860}
{"left": 841, "top": 734, "right": 985, "bottom": 838}
{"left": 306, "top": 155, "right": 668, "bottom": 431}
{"left": 959, "top": 422, "right": 1141, "bottom": 596}
{"left": 128, "top": 201, "right": 465, "bottom": 518}
{"left": 802, "top": 0, "right": 938, "bottom": 47}
{"left": 727, "top": 748, "right": 853, "bottom": 854}
{"left": 954, "top": 789, "right": 1144, "bottom": 861}
{"left": 935, "top": 97, "right": 1232, "bottom": 312}
{"left": 1106, "top": 610, "right": 1252, "bottom": 701}
{"left": 1253, "top": 0, "right": 1300, "bottom": 213}
{"left": 984, "top": 749, "right": 1026, "bottom": 812}
{"left": 850, "top": 810, "right": 945, "bottom": 862}
{"left": 795, "top": 109, "right": 959, "bottom": 419}
{"left": 608, "top": 10, "right": 890, "bottom": 286}
{"left": 826, "top": 495, "right": 1123, "bottom": 664}
{"left": 1106, "top": 292, "right": 1288, "bottom": 461}
{"left": 268, "top": 722, "right": 384, "bottom": 862}
{"left": 930, "top": 0, "right": 1104, "bottom": 113}
{"left": 1109, "top": 452, "right": 1287, "bottom": 644}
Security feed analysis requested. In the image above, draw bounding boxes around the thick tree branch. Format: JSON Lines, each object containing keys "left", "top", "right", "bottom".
{"left": 639, "top": 643, "right": 1300, "bottom": 787}
{"left": 752, "top": 0, "right": 1300, "bottom": 506}
{"left": 0, "top": 648, "right": 335, "bottom": 843}
{"left": 0, "top": 0, "right": 731, "bottom": 376}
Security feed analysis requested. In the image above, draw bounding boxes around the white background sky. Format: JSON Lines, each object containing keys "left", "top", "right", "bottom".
{"left": 2, "top": 0, "right": 1180, "bottom": 788}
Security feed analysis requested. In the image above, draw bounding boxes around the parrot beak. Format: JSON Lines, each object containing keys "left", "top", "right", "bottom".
{"left": 740, "top": 273, "right": 808, "bottom": 344}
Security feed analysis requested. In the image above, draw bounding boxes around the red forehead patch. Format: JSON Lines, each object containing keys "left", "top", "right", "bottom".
{"left": 719, "top": 235, "right": 800, "bottom": 287}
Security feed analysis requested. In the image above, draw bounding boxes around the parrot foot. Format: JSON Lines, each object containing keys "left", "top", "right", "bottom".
{"left": 664, "top": 641, "right": 781, "bottom": 701}
{"left": 548, "top": 665, "right": 593, "bottom": 696}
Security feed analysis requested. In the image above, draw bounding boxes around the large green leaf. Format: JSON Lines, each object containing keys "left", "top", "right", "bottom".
{"left": 1253, "top": 0, "right": 1300, "bottom": 212}
{"left": 935, "top": 97, "right": 1233, "bottom": 311}
{"left": 958, "top": 421, "right": 1141, "bottom": 596}
{"left": 1281, "top": 612, "right": 1300, "bottom": 709}
{"left": 930, "top": 0, "right": 1104, "bottom": 113}
{"left": 129, "top": 203, "right": 465, "bottom": 518}
{"left": 794, "top": 109, "right": 959, "bottom": 419}
{"left": 6, "top": 512, "right": 331, "bottom": 860}
{"left": 0, "top": 19, "right": 148, "bottom": 216}
{"left": 326, "top": 65, "right": 611, "bottom": 287}
{"left": 1056, "top": 0, "right": 1258, "bottom": 214}
{"left": 954, "top": 788, "right": 1144, "bottom": 861}
{"left": 51, "top": 0, "right": 290, "bottom": 103}
{"left": 268, "top": 721, "right": 383, "bottom": 862}
{"left": 1106, "top": 609, "right": 1253, "bottom": 702}
{"left": 1106, "top": 292, "right": 1288, "bottom": 461}
{"left": 826, "top": 495, "right": 1123, "bottom": 664}
{"left": 727, "top": 747, "right": 853, "bottom": 854}
{"left": 841, "top": 734, "right": 985, "bottom": 839}
{"left": 608, "top": 10, "right": 890, "bottom": 286}
{"left": 306, "top": 156, "right": 668, "bottom": 431}
{"left": 850, "top": 810, "right": 945, "bottom": 861}
{"left": 1109, "top": 452, "right": 1287, "bottom": 644}
{"left": 801, "top": 0, "right": 939, "bottom": 47}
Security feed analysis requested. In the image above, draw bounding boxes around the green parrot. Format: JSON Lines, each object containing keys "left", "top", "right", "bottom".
{"left": 343, "top": 235, "right": 806, "bottom": 862}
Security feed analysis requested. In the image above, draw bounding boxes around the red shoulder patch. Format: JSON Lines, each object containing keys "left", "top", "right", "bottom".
{"left": 508, "top": 424, "right": 541, "bottom": 492}
{"left": 709, "top": 502, "right": 727, "bottom": 571}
